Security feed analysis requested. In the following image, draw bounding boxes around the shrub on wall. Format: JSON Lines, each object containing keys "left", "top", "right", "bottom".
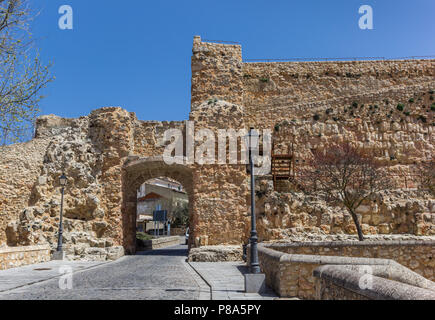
{"left": 418, "top": 115, "right": 427, "bottom": 123}
{"left": 274, "top": 124, "right": 280, "bottom": 132}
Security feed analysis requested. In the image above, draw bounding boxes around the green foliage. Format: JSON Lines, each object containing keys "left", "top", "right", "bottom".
{"left": 313, "top": 114, "right": 320, "bottom": 121}
{"left": 171, "top": 202, "right": 189, "bottom": 228}
{"left": 396, "top": 104, "right": 404, "bottom": 111}
{"left": 0, "top": 0, "right": 53, "bottom": 145}
{"left": 404, "top": 111, "right": 411, "bottom": 116}
{"left": 136, "top": 232, "right": 153, "bottom": 241}
{"left": 274, "top": 123, "right": 280, "bottom": 132}
{"left": 352, "top": 102, "right": 358, "bottom": 108}
{"left": 431, "top": 104, "right": 435, "bottom": 111}
{"left": 259, "top": 77, "right": 269, "bottom": 83}
{"left": 409, "top": 98, "right": 414, "bottom": 103}
{"left": 430, "top": 95, "right": 434, "bottom": 101}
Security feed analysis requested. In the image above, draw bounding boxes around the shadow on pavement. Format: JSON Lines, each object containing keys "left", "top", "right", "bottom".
{"left": 136, "top": 245, "right": 188, "bottom": 257}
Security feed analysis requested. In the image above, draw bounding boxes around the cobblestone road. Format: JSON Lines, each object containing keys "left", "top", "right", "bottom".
{"left": 0, "top": 244, "right": 209, "bottom": 300}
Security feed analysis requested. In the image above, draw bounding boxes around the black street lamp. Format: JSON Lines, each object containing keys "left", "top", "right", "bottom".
{"left": 245, "top": 128, "right": 260, "bottom": 274}
{"left": 57, "top": 173, "right": 67, "bottom": 253}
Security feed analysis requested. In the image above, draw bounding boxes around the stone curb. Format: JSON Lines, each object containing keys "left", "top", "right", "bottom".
{"left": 313, "top": 265, "right": 435, "bottom": 300}
{"left": 184, "top": 259, "right": 212, "bottom": 300}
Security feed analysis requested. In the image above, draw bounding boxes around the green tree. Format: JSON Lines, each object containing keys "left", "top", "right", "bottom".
{"left": 171, "top": 202, "right": 189, "bottom": 228}
{"left": 0, "top": 0, "right": 52, "bottom": 145}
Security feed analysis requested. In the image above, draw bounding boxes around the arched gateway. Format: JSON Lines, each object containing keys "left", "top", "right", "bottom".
{"left": 122, "top": 156, "right": 194, "bottom": 254}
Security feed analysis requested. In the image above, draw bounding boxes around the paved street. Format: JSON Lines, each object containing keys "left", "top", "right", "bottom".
{"left": 0, "top": 244, "right": 278, "bottom": 300}
{"left": 0, "top": 244, "right": 209, "bottom": 300}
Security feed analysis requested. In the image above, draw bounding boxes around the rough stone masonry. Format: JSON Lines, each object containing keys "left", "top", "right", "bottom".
{"left": 0, "top": 36, "right": 434, "bottom": 263}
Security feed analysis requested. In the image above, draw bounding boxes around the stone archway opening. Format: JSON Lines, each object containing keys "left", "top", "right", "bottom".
{"left": 122, "top": 156, "right": 194, "bottom": 255}
{"left": 136, "top": 176, "right": 189, "bottom": 243}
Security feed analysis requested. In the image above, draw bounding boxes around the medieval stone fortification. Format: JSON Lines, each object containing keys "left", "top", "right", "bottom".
{"left": 0, "top": 36, "right": 434, "bottom": 266}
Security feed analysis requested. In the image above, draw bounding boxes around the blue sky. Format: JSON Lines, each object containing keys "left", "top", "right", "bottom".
{"left": 32, "top": 0, "right": 435, "bottom": 121}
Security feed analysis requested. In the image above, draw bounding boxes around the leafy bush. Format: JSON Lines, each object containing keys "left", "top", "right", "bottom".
{"left": 431, "top": 104, "right": 435, "bottom": 111}
{"left": 259, "top": 77, "right": 269, "bottom": 83}
{"left": 136, "top": 232, "right": 153, "bottom": 241}
{"left": 274, "top": 124, "right": 280, "bottom": 132}
{"left": 313, "top": 114, "right": 320, "bottom": 121}
{"left": 396, "top": 104, "right": 404, "bottom": 111}
{"left": 409, "top": 98, "right": 414, "bottom": 103}
{"left": 171, "top": 203, "right": 189, "bottom": 228}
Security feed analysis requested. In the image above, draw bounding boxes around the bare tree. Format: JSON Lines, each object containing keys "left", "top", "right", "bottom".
{"left": 300, "top": 142, "right": 394, "bottom": 241}
{"left": 0, "top": 0, "right": 52, "bottom": 145}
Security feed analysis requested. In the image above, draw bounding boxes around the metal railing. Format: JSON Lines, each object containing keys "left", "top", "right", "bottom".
{"left": 244, "top": 55, "right": 435, "bottom": 63}
{"left": 202, "top": 39, "right": 241, "bottom": 45}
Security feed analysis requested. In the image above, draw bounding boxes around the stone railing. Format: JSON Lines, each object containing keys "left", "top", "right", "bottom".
{"left": 314, "top": 265, "right": 435, "bottom": 300}
{"left": 0, "top": 245, "right": 51, "bottom": 270}
{"left": 267, "top": 240, "right": 434, "bottom": 280}
{"left": 250, "top": 240, "right": 435, "bottom": 299}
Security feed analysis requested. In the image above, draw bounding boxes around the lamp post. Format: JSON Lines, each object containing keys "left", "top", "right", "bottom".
{"left": 57, "top": 173, "right": 67, "bottom": 253}
{"left": 246, "top": 128, "right": 260, "bottom": 274}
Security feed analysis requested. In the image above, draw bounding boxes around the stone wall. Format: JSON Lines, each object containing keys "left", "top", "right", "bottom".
{"left": 269, "top": 241, "right": 434, "bottom": 280}
{"left": 188, "top": 245, "right": 243, "bottom": 262}
{"left": 254, "top": 240, "right": 434, "bottom": 299}
{"left": 191, "top": 36, "right": 243, "bottom": 110}
{"left": 0, "top": 138, "right": 51, "bottom": 246}
{"left": 0, "top": 245, "right": 51, "bottom": 270}
{"left": 138, "top": 236, "right": 181, "bottom": 250}
{"left": 255, "top": 186, "right": 435, "bottom": 240}
{"left": 243, "top": 60, "right": 435, "bottom": 129}
{"left": 0, "top": 36, "right": 434, "bottom": 263}
{"left": 191, "top": 36, "right": 434, "bottom": 241}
